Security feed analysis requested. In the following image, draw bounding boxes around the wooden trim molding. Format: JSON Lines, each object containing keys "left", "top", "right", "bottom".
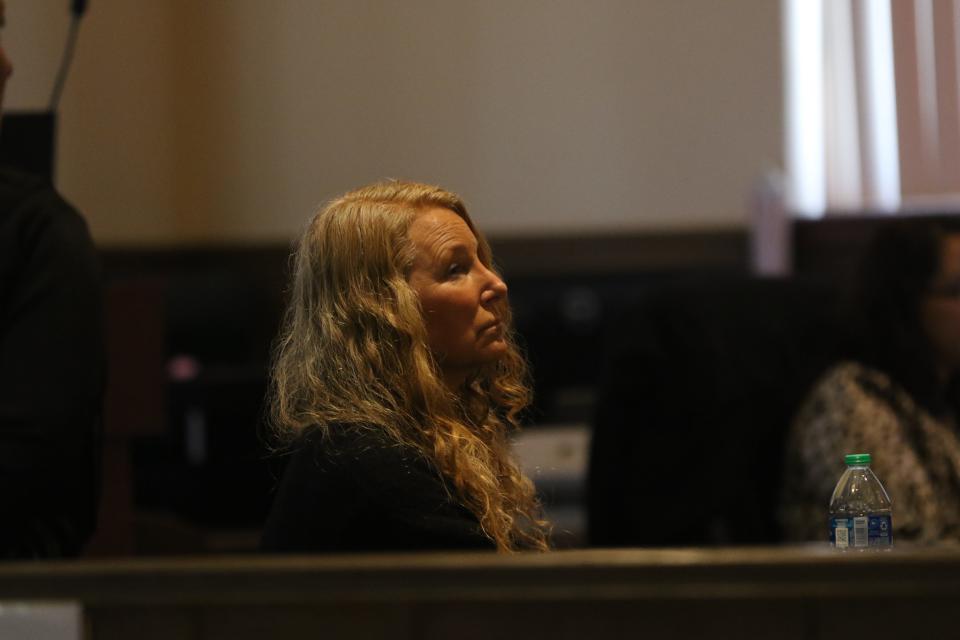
{"left": 99, "top": 229, "right": 750, "bottom": 281}
{"left": 0, "top": 547, "right": 958, "bottom": 639}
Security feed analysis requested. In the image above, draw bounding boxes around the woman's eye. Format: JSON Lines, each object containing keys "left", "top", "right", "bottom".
{"left": 447, "top": 263, "right": 467, "bottom": 277}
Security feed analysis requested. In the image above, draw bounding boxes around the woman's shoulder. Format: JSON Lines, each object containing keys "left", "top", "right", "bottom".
{"left": 281, "top": 423, "right": 426, "bottom": 477}
{"left": 292, "top": 422, "right": 386, "bottom": 449}
{"left": 792, "top": 360, "right": 921, "bottom": 447}
{"left": 277, "top": 422, "right": 467, "bottom": 518}
{"left": 264, "top": 422, "right": 495, "bottom": 553}
{"left": 808, "top": 361, "right": 926, "bottom": 414}
{"left": 792, "top": 362, "right": 885, "bottom": 437}
{"left": 804, "top": 361, "right": 900, "bottom": 405}
{"left": 814, "top": 360, "right": 888, "bottom": 385}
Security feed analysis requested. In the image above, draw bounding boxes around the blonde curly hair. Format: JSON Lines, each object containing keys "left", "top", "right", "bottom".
{"left": 269, "top": 180, "right": 550, "bottom": 551}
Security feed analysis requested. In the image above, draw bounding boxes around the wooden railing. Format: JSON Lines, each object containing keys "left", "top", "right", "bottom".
{"left": 0, "top": 546, "right": 957, "bottom": 639}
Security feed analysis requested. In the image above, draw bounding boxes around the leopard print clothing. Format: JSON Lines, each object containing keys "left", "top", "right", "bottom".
{"left": 780, "top": 361, "right": 960, "bottom": 544}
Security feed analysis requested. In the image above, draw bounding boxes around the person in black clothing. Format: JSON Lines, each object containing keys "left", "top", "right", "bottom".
{"left": 0, "top": 0, "right": 104, "bottom": 557}
{"left": 261, "top": 181, "right": 549, "bottom": 553}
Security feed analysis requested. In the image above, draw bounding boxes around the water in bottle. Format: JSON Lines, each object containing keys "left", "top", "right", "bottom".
{"left": 828, "top": 453, "right": 892, "bottom": 550}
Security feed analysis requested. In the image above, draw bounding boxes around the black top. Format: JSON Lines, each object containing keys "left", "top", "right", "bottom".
{"left": 0, "top": 167, "right": 104, "bottom": 558}
{"left": 260, "top": 424, "right": 495, "bottom": 553}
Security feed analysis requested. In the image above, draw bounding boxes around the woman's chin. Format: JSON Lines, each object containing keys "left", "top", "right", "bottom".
{"left": 483, "top": 338, "right": 510, "bottom": 360}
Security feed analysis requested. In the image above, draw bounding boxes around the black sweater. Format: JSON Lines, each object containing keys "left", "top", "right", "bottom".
{"left": 260, "top": 424, "right": 496, "bottom": 553}
{"left": 0, "top": 168, "right": 104, "bottom": 558}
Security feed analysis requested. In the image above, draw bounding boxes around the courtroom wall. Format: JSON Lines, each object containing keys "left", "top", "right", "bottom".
{"left": 6, "top": 0, "right": 783, "bottom": 245}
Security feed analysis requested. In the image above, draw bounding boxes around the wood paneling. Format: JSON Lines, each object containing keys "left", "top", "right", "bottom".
{"left": 0, "top": 547, "right": 957, "bottom": 640}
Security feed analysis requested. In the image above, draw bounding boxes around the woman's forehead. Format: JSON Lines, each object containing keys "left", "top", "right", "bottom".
{"left": 409, "top": 208, "right": 475, "bottom": 249}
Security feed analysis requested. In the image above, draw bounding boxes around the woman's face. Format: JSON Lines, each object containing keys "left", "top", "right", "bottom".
{"left": 921, "top": 234, "right": 960, "bottom": 376}
{"left": 407, "top": 207, "right": 509, "bottom": 388}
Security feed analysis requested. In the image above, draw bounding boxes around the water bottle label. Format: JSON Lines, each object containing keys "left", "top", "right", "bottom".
{"left": 833, "top": 519, "right": 850, "bottom": 548}
{"left": 830, "top": 515, "right": 893, "bottom": 548}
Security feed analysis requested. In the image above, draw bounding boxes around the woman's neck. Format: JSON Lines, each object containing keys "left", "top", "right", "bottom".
{"left": 442, "top": 370, "right": 469, "bottom": 393}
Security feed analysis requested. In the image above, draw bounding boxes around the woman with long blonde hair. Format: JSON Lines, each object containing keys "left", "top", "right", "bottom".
{"left": 260, "top": 181, "right": 550, "bottom": 552}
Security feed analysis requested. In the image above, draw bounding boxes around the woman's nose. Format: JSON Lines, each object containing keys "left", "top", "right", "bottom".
{"left": 481, "top": 268, "right": 508, "bottom": 305}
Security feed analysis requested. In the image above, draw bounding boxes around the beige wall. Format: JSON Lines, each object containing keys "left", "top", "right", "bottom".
{"left": 6, "top": 0, "right": 782, "bottom": 246}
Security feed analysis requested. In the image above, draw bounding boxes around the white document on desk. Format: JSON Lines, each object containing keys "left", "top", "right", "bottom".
{"left": 0, "top": 601, "right": 81, "bottom": 640}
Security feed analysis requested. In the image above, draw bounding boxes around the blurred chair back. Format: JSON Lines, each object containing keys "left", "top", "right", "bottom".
{"left": 588, "top": 276, "right": 849, "bottom": 546}
{"left": 85, "top": 278, "right": 166, "bottom": 556}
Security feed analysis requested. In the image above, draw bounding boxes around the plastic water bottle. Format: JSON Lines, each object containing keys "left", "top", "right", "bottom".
{"left": 828, "top": 453, "right": 893, "bottom": 550}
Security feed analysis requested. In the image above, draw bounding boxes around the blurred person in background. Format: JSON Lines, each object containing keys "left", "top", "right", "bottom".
{"left": 782, "top": 218, "right": 960, "bottom": 544}
{"left": 260, "top": 181, "right": 550, "bottom": 553}
{"left": 0, "top": 0, "right": 104, "bottom": 557}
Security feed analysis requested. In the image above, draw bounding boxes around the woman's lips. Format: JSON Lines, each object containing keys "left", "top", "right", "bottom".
{"left": 479, "top": 320, "right": 502, "bottom": 335}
